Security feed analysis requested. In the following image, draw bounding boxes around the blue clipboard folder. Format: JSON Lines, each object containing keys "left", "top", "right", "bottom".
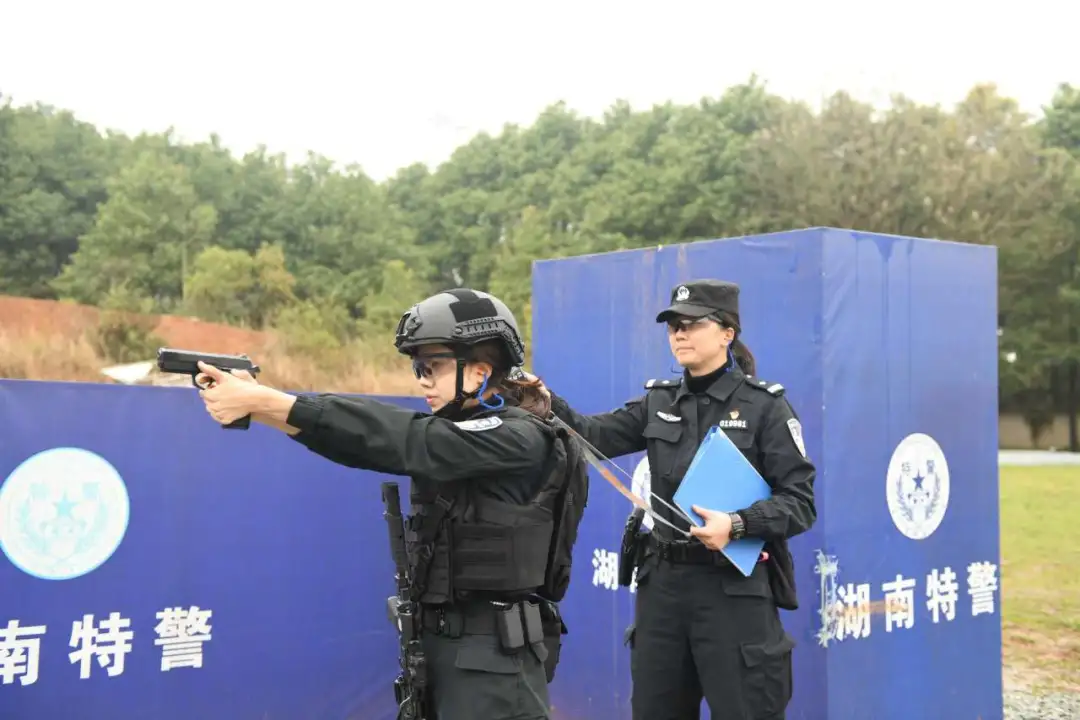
{"left": 671, "top": 425, "right": 772, "bottom": 577}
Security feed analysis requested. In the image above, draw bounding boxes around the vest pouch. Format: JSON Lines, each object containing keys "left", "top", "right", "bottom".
{"left": 493, "top": 601, "right": 526, "bottom": 653}
{"left": 452, "top": 505, "right": 555, "bottom": 596}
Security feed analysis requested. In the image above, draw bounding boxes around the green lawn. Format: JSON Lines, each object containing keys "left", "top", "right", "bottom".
{"left": 1001, "top": 465, "right": 1080, "bottom": 692}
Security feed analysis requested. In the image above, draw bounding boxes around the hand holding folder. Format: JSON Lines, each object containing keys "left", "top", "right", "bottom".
{"left": 671, "top": 425, "right": 773, "bottom": 577}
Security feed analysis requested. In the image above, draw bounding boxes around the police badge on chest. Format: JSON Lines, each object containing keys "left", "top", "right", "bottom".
{"left": 717, "top": 409, "right": 747, "bottom": 430}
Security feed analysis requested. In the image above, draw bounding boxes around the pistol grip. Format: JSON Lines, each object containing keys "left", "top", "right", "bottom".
{"left": 222, "top": 415, "right": 252, "bottom": 430}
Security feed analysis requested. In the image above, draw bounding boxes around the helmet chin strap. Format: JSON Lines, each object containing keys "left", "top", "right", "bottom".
{"left": 433, "top": 359, "right": 504, "bottom": 418}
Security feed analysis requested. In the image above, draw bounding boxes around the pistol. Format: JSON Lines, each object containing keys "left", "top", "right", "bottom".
{"left": 156, "top": 347, "right": 261, "bottom": 430}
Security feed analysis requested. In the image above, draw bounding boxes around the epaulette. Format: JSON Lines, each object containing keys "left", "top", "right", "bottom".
{"left": 644, "top": 377, "right": 682, "bottom": 390}
{"left": 746, "top": 377, "right": 785, "bottom": 396}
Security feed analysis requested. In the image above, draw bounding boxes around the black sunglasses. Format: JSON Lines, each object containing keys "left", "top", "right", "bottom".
{"left": 411, "top": 352, "right": 458, "bottom": 379}
{"left": 666, "top": 316, "right": 717, "bottom": 333}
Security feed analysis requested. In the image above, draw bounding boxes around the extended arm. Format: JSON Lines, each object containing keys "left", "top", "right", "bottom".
{"left": 258, "top": 390, "right": 547, "bottom": 482}
{"left": 548, "top": 390, "right": 649, "bottom": 460}
{"left": 252, "top": 402, "right": 302, "bottom": 435}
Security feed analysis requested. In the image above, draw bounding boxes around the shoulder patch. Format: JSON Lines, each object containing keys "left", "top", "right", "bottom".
{"left": 746, "top": 377, "right": 784, "bottom": 397}
{"left": 645, "top": 377, "right": 683, "bottom": 390}
{"left": 787, "top": 418, "right": 807, "bottom": 457}
{"left": 454, "top": 416, "right": 504, "bottom": 432}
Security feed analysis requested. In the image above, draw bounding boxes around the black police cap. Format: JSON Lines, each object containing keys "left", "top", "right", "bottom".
{"left": 655, "top": 279, "right": 740, "bottom": 324}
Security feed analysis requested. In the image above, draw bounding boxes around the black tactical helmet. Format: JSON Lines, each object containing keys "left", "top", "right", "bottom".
{"left": 394, "top": 288, "right": 526, "bottom": 367}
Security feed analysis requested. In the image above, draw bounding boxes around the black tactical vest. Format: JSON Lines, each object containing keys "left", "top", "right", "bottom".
{"left": 404, "top": 408, "right": 567, "bottom": 605}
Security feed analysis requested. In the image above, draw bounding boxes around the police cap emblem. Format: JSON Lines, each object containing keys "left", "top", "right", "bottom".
{"left": 656, "top": 279, "right": 741, "bottom": 324}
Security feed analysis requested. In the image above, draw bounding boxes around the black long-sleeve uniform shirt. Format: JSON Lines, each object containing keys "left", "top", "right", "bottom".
{"left": 284, "top": 393, "right": 554, "bottom": 506}
{"left": 549, "top": 364, "right": 816, "bottom": 541}
{"left": 549, "top": 362, "right": 815, "bottom": 608}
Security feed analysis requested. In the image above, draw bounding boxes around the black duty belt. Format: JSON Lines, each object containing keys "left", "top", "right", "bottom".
{"left": 421, "top": 599, "right": 529, "bottom": 638}
{"left": 648, "top": 534, "right": 731, "bottom": 567}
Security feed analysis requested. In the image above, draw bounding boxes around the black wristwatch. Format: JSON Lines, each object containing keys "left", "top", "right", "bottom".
{"left": 729, "top": 512, "right": 746, "bottom": 541}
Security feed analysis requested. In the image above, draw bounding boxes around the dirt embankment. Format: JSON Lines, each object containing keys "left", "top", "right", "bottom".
{"left": 0, "top": 294, "right": 273, "bottom": 387}
{"left": 0, "top": 295, "right": 417, "bottom": 395}
{"left": 0, "top": 295, "right": 271, "bottom": 354}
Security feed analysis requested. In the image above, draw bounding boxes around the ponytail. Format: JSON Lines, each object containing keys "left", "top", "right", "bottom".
{"left": 731, "top": 338, "right": 756, "bottom": 376}
{"left": 498, "top": 375, "right": 552, "bottom": 419}
{"left": 716, "top": 310, "right": 756, "bottom": 376}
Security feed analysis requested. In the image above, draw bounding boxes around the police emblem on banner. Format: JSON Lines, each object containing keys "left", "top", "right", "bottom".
{"left": 631, "top": 457, "right": 654, "bottom": 531}
{"left": 885, "top": 433, "right": 950, "bottom": 540}
{"left": 0, "top": 447, "right": 131, "bottom": 580}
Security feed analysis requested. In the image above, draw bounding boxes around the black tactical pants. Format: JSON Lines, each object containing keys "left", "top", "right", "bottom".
{"left": 420, "top": 600, "right": 551, "bottom": 720}
{"left": 627, "top": 549, "right": 795, "bottom": 720}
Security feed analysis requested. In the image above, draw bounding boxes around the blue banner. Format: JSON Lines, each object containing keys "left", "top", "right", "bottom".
{"left": 2, "top": 227, "right": 1002, "bottom": 719}
{"left": 0, "top": 380, "right": 417, "bottom": 720}
{"left": 531, "top": 228, "right": 1002, "bottom": 719}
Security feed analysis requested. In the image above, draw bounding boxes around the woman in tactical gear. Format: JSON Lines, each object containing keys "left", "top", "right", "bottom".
{"left": 195, "top": 288, "right": 580, "bottom": 720}
{"left": 530, "top": 278, "right": 816, "bottom": 720}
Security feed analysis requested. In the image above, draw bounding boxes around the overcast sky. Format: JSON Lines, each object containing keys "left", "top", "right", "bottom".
{"left": 2, "top": 0, "right": 1077, "bottom": 181}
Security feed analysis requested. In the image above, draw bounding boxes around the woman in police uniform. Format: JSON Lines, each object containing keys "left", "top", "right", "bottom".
{"left": 192, "top": 288, "right": 572, "bottom": 720}
{"left": 536, "top": 278, "right": 816, "bottom": 720}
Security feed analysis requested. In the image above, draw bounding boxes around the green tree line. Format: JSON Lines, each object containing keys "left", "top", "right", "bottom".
{"left": 2, "top": 79, "right": 1079, "bottom": 446}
